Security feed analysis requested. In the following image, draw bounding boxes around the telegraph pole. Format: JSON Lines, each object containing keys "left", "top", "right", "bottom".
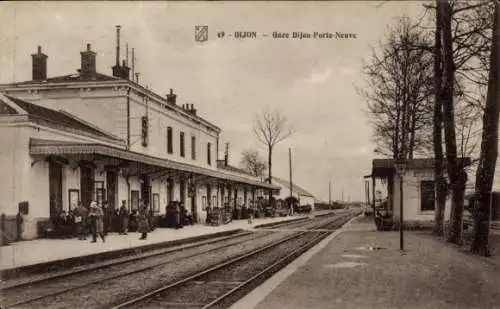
{"left": 328, "top": 179, "right": 332, "bottom": 205}
{"left": 289, "top": 148, "right": 294, "bottom": 215}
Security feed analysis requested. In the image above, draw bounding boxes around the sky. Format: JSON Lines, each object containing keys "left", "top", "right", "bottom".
{"left": 0, "top": 1, "right": 429, "bottom": 203}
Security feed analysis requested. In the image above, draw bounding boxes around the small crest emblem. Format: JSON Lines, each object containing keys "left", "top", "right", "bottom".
{"left": 195, "top": 25, "right": 208, "bottom": 42}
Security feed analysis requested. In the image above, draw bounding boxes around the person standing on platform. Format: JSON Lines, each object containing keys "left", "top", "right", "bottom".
{"left": 174, "top": 201, "right": 181, "bottom": 229}
{"left": 147, "top": 204, "right": 154, "bottom": 232}
{"left": 88, "top": 201, "right": 105, "bottom": 243}
{"left": 102, "top": 201, "right": 109, "bottom": 236}
{"left": 56, "top": 210, "right": 70, "bottom": 239}
{"left": 74, "top": 201, "right": 87, "bottom": 240}
{"left": 179, "top": 202, "right": 185, "bottom": 229}
{"left": 118, "top": 200, "right": 129, "bottom": 235}
{"left": 137, "top": 205, "right": 150, "bottom": 240}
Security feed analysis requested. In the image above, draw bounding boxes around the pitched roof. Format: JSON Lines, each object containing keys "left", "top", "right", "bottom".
{"left": 271, "top": 176, "right": 315, "bottom": 198}
{"left": 216, "top": 160, "right": 253, "bottom": 176}
{"left": 1, "top": 94, "right": 121, "bottom": 141}
{"left": 1, "top": 73, "right": 222, "bottom": 133}
{"left": 371, "top": 157, "right": 472, "bottom": 178}
{"left": 373, "top": 157, "right": 472, "bottom": 169}
{"left": 6, "top": 73, "right": 119, "bottom": 86}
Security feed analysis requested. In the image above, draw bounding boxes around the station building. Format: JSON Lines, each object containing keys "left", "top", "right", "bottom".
{"left": 0, "top": 42, "right": 279, "bottom": 240}
{"left": 270, "top": 176, "right": 316, "bottom": 209}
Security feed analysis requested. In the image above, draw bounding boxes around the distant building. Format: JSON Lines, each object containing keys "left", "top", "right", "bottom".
{"left": 269, "top": 176, "right": 316, "bottom": 208}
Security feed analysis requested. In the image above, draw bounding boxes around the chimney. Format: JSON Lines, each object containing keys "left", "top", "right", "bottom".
{"left": 31, "top": 46, "right": 48, "bottom": 81}
{"left": 187, "top": 103, "right": 197, "bottom": 116}
{"left": 166, "top": 88, "right": 177, "bottom": 105}
{"left": 120, "top": 59, "right": 130, "bottom": 80}
{"left": 80, "top": 43, "right": 97, "bottom": 79}
{"left": 224, "top": 143, "right": 229, "bottom": 167}
{"left": 112, "top": 25, "right": 122, "bottom": 78}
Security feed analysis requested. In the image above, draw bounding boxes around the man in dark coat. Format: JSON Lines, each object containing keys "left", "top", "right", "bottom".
{"left": 88, "top": 201, "right": 105, "bottom": 243}
{"left": 102, "top": 201, "right": 110, "bottom": 236}
{"left": 174, "top": 202, "right": 181, "bottom": 229}
{"left": 74, "top": 201, "right": 88, "bottom": 240}
{"left": 179, "top": 202, "right": 185, "bottom": 228}
{"left": 137, "top": 205, "right": 150, "bottom": 240}
{"left": 118, "top": 200, "right": 129, "bottom": 235}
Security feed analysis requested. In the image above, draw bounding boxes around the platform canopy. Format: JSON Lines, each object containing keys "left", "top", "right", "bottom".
{"left": 370, "top": 157, "right": 472, "bottom": 179}
{"left": 29, "top": 138, "right": 281, "bottom": 190}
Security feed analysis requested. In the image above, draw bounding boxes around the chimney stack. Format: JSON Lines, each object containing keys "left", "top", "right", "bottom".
{"left": 112, "top": 25, "right": 122, "bottom": 78}
{"left": 31, "top": 45, "right": 48, "bottom": 81}
{"left": 116, "top": 25, "right": 121, "bottom": 66}
{"left": 80, "top": 43, "right": 97, "bottom": 79}
{"left": 166, "top": 88, "right": 177, "bottom": 105}
{"left": 186, "top": 103, "right": 197, "bottom": 116}
{"left": 120, "top": 59, "right": 130, "bottom": 80}
{"left": 224, "top": 143, "right": 229, "bottom": 167}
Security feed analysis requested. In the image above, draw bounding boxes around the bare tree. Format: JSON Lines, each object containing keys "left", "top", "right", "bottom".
{"left": 253, "top": 108, "right": 293, "bottom": 193}
{"left": 440, "top": 0, "right": 470, "bottom": 244}
{"left": 420, "top": 0, "right": 493, "bottom": 242}
{"left": 359, "top": 16, "right": 434, "bottom": 161}
{"left": 471, "top": 0, "right": 500, "bottom": 256}
{"left": 433, "top": 0, "right": 447, "bottom": 236}
{"left": 240, "top": 149, "right": 267, "bottom": 180}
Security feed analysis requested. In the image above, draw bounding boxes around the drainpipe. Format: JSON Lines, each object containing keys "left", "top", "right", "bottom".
{"left": 126, "top": 175, "right": 131, "bottom": 212}
{"left": 127, "top": 87, "right": 131, "bottom": 149}
{"left": 216, "top": 135, "right": 220, "bottom": 164}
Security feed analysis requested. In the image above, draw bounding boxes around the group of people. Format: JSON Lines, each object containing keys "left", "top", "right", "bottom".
{"left": 52, "top": 200, "right": 153, "bottom": 242}
{"left": 163, "top": 201, "right": 193, "bottom": 228}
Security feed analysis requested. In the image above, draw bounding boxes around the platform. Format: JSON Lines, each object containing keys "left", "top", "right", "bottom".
{"left": 233, "top": 216, "right": 500, "bottom": 309}
{"left": 0, "top": 214, "right": 315, "bottom": 273}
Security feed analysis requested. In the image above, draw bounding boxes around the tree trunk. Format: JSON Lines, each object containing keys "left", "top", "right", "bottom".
{"left": 471, "top": 1, "right": 500, "bottom": 257}
{"left": 268, "top": 146, "right": 273, "bottom": 199}
{"left": 433, "top": 0, "right": 446, "bottom": 237}
{"left": 409, "top": 98, "right": 416, "bottom": 160}
{"left": 441, "top": 1, "right": 464, "bottom": 244}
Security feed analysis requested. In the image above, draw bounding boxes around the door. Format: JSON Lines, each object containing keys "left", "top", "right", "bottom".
{"left": 141, "top": 175, "right": 151, "bottom": 206}
{"left": 106, "top": 171, "right": 117, "bottom": 211}
{"left": 131, "top": 190, "right": 140, "bottom": 211}
{"left": 191, "top": 184, "right": 197, "bottom": 222}
{"left": 49, "top": 161, "right": 63, "bottom": 218}
{"left": 80, "top": 165, "right": 94, "bottom": 208}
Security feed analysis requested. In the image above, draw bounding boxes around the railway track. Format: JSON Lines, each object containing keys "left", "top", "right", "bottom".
{"left": 111, "top": 214, "right": 353, "bottom": 309}
{"left": 263, "top": 212, "right": 342, "bottom": 230}
{"left": 2, "top": 214, "right": 351, "bottom": 309}
{"left": 2, "top": 230, "right": 282, "bottom": 308}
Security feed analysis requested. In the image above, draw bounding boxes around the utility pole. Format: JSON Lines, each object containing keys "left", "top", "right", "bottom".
{"left": 289, "top": 148, "right": 293, "bottom": 215}
{"left": 131, "top": 48, "right": 135, "bottom": 79}
{"left": 341, "top": 189, "right": 344, "bottom": 202}
{"left": 329, "top": 179, "right": 332, "bottom": 205}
